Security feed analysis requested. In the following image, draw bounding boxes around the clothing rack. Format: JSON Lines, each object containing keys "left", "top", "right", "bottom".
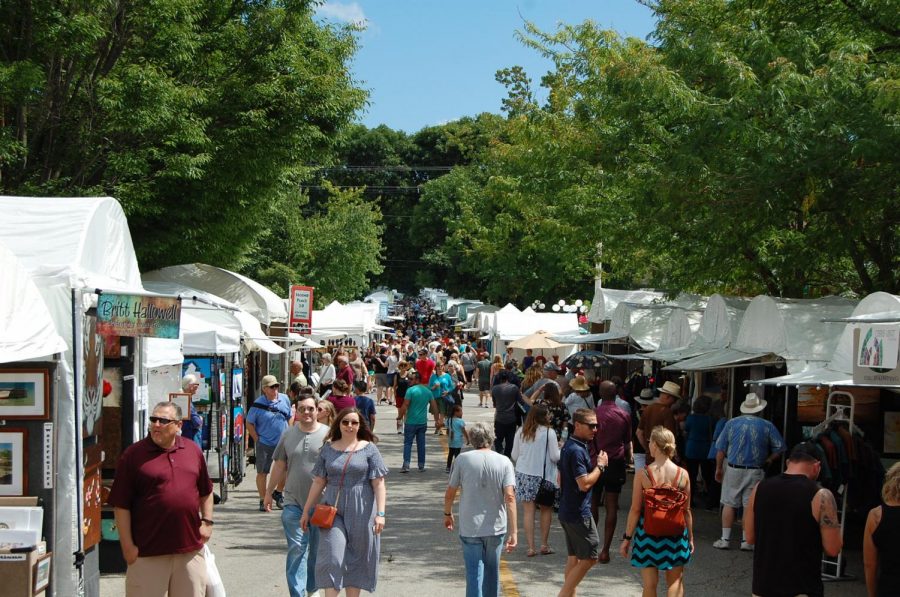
{"left": 819, "top": 391, "right": 856, "bottom": 582}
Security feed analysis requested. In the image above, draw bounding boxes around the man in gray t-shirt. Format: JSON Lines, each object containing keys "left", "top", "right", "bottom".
{"left": 444, "top": 422, "right": 517, "bottom": 597}
{"left": 265, "top": 395, "right": 328, "bottom": 597}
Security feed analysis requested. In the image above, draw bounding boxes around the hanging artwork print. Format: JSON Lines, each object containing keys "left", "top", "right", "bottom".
{"left": 0, "top": 429, "right": 27, "bottom": 496}
{"left": 0, "top": 370, "right": 50, "bottom": 419}
{"left": 182, "top": 358, "right": 213, "bottom": 404}
{"left": 232, "top": 368, "right": 244, "bottom": 400}
{"left": 83, "top": 319, "right": 104, "bottom": 438}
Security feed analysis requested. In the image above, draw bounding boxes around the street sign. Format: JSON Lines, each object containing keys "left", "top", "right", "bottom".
{"left": 289, "top": 285, "right": 314, "bottom": 334}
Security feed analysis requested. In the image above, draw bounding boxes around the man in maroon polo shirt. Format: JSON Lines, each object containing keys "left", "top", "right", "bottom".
{"left": 109, "top": 401, "right": 214, "bottom": 596}
{"left": 335, "top": 355, "right": 355, "bottom": 388}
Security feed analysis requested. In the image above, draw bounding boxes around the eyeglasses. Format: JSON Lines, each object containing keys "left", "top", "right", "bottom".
{"left": 341, "top": 420, "right": 360, "bottom": 427}
{"left": 298, "top": 406, "right": 316, "bottom": 413}
{"left": 266, "top": 384, "right": 280, "bottom": 389}
{"left": 149, "top": 416, "right": 178, "bottom": 425}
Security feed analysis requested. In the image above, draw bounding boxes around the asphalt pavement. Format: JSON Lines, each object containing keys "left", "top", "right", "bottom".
{"left": 100, "top": 388, "right": 869, "bottom": 596}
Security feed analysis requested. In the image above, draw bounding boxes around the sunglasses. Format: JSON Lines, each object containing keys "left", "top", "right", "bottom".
{"left": 578, "top": 421, "right": 598, "bottom": 430}
{"left": 149, "top": 416, "right": 178, "bottom": 425}
{"left": 341, "top": 419, "right": 361, "bottom": 427}
{"left": 298, "top": 406, "right": 316, "bottom": 413}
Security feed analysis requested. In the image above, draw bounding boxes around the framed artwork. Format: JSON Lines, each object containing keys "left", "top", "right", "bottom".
{"left": 232, "top": 368, "right": 244, "bottom": 399}
{"left": 33, "top": 552, "right": 52, "bottom": 593}
{"left": 167, "top": 393, "right": 192, "bottom": 420}
{"left": 0, "top": 369, "right": 50, "bottom": 419}
{"left": 0, "top": 429, "right": 28, "bottom": 496}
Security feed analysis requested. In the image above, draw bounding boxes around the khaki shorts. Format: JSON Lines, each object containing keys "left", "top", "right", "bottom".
{"left": 126, "top": 550, "right": 207, "bottom": 597}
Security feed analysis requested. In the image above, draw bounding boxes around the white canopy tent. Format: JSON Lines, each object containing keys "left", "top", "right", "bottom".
{"left": 0, "top": 241, "right": 68, "bottom": 363}
{"left": 143, "top": 263, "right": 288, "bottom": 326}
{"left": 586, "top": 282, "right": 666, "bottom": 324}
{"left": 0, "top": 196, "right": 148, "bottom": 596}
{"left": 644, "top": 294, "right": 750, "bottom": 363}
{"left": 750, "top": 292, "right": 900, "bottom": 388}
{"left": 664, "top": 295, "right": 856, "bottom": 374}
{"left": 310, "top": 301, "right": 392, "bottom": 345}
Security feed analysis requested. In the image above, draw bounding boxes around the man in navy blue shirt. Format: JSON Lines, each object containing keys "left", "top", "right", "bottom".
{"left": 353, "top": 379, "right": 377, "bottom": 429}
{"left": 557, "top": 408, "right": 608, "bottom": 597}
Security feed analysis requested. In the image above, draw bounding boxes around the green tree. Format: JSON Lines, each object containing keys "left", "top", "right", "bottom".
{"left": 242, "top": 183, "right": 384, "bottom": 306}
{"left": 0, "top": 0, "right": 366, "bottom": 270}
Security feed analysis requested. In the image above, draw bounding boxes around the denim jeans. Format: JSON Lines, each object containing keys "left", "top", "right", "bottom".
{"left": 281, "top": 504, "right": 319, "bottom": 597}
{"left": 403, "top": 423, "right": 427, "bottom": 469}
{"left": 460, "top": 534, "right": 504, "bottom": 597}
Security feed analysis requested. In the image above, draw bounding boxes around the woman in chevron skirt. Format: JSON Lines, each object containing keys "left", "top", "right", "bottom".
{"left": 619, "top": 426, "right": 694, "bottom": 597}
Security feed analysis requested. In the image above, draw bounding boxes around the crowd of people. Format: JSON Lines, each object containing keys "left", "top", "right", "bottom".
{"left": 106, "top": 295, "right": 898, "bottom": 597}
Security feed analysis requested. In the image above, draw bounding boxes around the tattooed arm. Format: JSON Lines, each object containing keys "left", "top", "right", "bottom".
{"left": 813, "top": 487, "right": 843, "bottom": 557}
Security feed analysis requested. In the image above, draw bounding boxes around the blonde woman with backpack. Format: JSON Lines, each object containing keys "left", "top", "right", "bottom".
{"left": 620, "top": 426, "right": 693, "bottom": 597}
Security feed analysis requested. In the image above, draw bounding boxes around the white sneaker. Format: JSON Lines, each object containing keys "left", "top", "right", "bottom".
{"left": 740, "top": 541, "right": 754, "bottom": 551}
{"left": 713, "top": 538, "right": 731, "bottom": 550}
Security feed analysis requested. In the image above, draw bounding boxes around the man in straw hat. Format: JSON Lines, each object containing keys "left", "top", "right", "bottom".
{"left": 636, "top": 380, "right": 680, "bottom": 465}
{"left": 712, "top": 392, "right": 784, "bottom": 551}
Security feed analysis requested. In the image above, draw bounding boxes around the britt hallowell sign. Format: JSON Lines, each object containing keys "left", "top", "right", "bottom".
{"left": 96, "top": 293, "right": 181, "bottom": 338}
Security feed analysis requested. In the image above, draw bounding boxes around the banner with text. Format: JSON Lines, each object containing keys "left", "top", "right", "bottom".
{"left": 97, "top": 293, "right": 181, "bottom": 338}
{"left": 853, "top": 324, "right": 900, "bottom": 386}
{"left": 289, "top": 285, "right": 314, "bottom": 335}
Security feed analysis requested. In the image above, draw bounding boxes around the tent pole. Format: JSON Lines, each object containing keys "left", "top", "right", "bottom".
{"left": 782, "top": 386, "right": 789, "bottom": 473}
{"left": 71, "top": 289, "right": 86, "bottom": 576}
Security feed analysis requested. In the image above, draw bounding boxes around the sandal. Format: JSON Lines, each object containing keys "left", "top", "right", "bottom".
{"left": 526, "top": 548, "right": 537, "bottom": 557}
{"left": 540, "top": 545, "right": 555, "bottom": 555}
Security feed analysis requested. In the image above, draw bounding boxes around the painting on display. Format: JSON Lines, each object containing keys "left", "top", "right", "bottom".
{"left": 232, "top": 368, "right": 243, "bottom": 400}
{"left": 0, "top": 370, "right": 49, "bottom": 420}
{"left": 0, "top": 429, "right": 27, "bottom": 496}
{"left": 168, "top": 393, "right": 192, "bottom": 421}
{"left": 83, "top": 319, "right": 104, "bottom": 438}
{"left": 233, "top": 407, "right": 244, "bottom": 442}
{"left": 182, "top": 358, "right": 213, "bottom": 404}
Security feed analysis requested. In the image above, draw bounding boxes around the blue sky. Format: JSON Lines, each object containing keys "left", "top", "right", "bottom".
{"left": 315, "top": 1, "right": 658, "bottom": 133}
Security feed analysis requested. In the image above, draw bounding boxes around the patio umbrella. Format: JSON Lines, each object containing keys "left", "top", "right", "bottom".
{"left": 508, "top": 331, "right": 570, "bottom": 350}
{"left": 564, "top": 350, "right": 611, "bottom": 369}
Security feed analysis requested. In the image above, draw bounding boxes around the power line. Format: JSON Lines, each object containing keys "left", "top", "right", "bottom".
{"left": 310, "top": 165, "right": 455, "bottom": 172}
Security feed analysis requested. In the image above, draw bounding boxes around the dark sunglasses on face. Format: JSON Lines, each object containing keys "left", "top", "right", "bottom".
{"left": 577, "top": 421, "right": 598, "bottom": 429}
{"left": 149, "top": 416, "right": 178, "bottom": 425}
{"left": 298, "top": 406, "right": 317, "bottom": 413}
{"left": 341, "top": 419, "right": 360, "bottom": 427}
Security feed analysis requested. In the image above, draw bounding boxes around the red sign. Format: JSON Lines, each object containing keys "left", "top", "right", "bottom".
{"left": 289, "top": 285, "right": 314, "bottom": 334}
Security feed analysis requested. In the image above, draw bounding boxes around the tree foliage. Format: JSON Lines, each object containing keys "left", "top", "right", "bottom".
{"left": 0, "top": 0, "right": 366, "bottom": 271}
{"left": 415, "top": 0, "right": 898, "bottom": 301}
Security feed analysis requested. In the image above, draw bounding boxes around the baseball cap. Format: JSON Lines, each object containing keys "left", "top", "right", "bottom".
{"left": 261, "top": 375, "right": 279, "bottom": 388}
{"left": 789, "top": 441, "right": 820, "bottom": 463}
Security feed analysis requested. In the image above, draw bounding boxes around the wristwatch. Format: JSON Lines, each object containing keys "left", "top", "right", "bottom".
{"left": 376, "top": 511, "right": 386, "bottom": 517}
{"left": 200, "top": 518, "right": 214, "bottom": 526}
{"left": 596, "top": 464, "right": 606, "bottom": 473}
{"left": 622, "top": 533, "right": 632, "bottom": 541}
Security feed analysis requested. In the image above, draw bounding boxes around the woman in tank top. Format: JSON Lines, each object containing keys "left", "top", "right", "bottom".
{"left": 864, "top": 462, "right": 900, "bottom": 597}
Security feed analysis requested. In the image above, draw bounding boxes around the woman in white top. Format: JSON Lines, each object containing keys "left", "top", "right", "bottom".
{"left": 386, "top": 348, "right": 400, "bottom": 404}
{"left": 511, "top": 404, "right": 560, "bottom": 556}
{"left": 318, "top": 352, "right": 336, "bottom": 394}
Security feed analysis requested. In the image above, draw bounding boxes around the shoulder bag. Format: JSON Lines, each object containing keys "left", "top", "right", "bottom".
{"left": 534, "top": 429, "right": 557, "bottom": 507}
{"left": 310, "top": 448, "right": 355, "bottom": 529}
{"left": 641, "top": 466, "right": 688, "bottom": 537}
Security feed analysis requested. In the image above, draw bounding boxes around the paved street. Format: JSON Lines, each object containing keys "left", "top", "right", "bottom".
{"left": 101, "top": 389, "right": 869, "bottom": 596}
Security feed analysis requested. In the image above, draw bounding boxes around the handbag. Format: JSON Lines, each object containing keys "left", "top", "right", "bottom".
{"left": 203, "top": 544, "right": 226, "bottom": 597}
{"left": 641, "top": 467, "right": 688, "bottom": 537}
{"left": 310, "top": 448, "right": 355, "bottom": 529}
{"left": 534, "top": 429, "right": 557, "bottom": 507}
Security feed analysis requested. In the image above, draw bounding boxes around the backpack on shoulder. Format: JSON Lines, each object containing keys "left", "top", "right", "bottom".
{"left": 642, "top": 467, "right": 688, "bottom": 537}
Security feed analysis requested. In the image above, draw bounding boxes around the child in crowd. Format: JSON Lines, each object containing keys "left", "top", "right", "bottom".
{"left": 446, "top": 404, "right": 469, "bottom": 473}
{"left": 353, "top": 379, "right": 377, "bottom": 429}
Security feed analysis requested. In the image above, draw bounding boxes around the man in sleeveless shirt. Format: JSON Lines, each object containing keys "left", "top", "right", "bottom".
{"left": 745, "top": 442, "right": 842, "bottom": 597}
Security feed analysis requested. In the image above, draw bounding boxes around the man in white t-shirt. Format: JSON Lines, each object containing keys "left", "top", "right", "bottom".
{"left": 444, "top": 423, "right": 517, "bottom": 597}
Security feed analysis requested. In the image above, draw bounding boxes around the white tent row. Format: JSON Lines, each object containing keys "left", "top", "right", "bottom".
{"left": 586, "top": 281, "right": 666, "bottom": 324}
{"left": 310, "top": 300, "right": 393, "bottom": 345}
{"left": 664, "top": 295, "right": 857, "bottom": 374}
{"left": 748, "top": 292, "right": 900, "bottom": 388}
{"left": 643, "top": 294, "right": 751, "bottom": 362}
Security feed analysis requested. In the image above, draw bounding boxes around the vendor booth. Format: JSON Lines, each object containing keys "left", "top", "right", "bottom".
{"left": 0, "top": 196, "right": 159, "bottom": 597}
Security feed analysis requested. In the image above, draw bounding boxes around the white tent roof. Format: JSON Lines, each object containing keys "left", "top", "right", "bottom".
{"left": 665, "top": 295, "right": 856, "bottom": 373}
{"left": 0, "top": 241, "right": 68, "bottom": 363}
{"left": 748, "top": 293, "right": 900, "bottom": 389}
{"left": 143, "top": 263, "right": 288, "bottom": 325}
{"left": 311, "top": 301, "right": 389, "bottom": 338}
{"left": 0, "top": 196, "right": 143, "bottom": 291}
{"left": 587, "top": 283, "right": 666, "bottom": 323}
{"left": 644, "top": 294, "right": 749, "bottom": 362}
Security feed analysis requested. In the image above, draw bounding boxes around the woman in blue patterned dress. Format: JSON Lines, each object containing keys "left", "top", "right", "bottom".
{"left": 619, "top": 426, "right": 693, "bottom": 597}
{"left": 300, "top": 408, "right": 388, "bottom": 596}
